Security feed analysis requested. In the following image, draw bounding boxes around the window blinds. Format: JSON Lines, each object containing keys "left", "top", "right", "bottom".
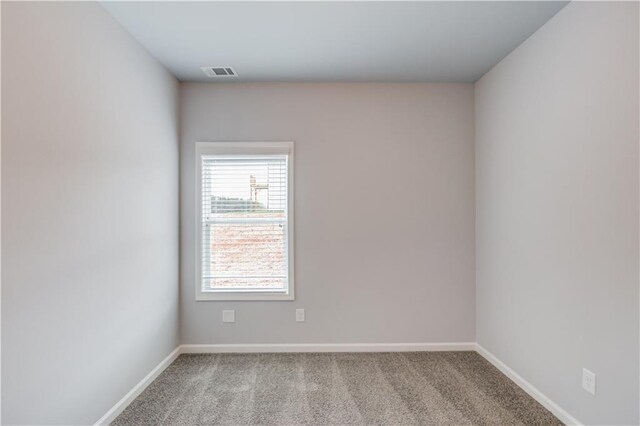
{"left": 200, "top": 155, "right": 289, "bottom": 291}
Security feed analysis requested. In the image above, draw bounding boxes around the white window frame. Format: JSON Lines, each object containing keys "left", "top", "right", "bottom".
{"left": 195, "top": 141, "right": 295, "bottom": 301}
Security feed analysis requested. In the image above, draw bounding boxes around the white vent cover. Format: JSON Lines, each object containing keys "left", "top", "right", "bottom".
{"left": 201, "top": 66, "right": 238, "bottom": 78}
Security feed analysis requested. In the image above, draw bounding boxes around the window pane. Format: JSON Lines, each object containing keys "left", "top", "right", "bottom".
{"left": 201, "top": 154, "right": 289, "bottom": 292}
{"left": 204, "top": 158, "right": 287, "bottom": 219}
{"left": 203, "top": 222, "right": 287, "bottom": 290}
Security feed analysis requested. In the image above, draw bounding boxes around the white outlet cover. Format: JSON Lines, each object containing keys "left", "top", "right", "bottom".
{"left": 222, "top": 310, "right": 235, "bottom": 323}
{"left": 582, "top": 368, "right": 596, "bottom": 395}
{"left": 296, "top": 309, "right": 305, "bottom": 322}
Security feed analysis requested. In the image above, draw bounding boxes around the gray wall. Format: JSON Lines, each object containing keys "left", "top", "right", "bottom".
{"left": 1, "top": 3, "right": 179, "bottom": 424}
{"left": 180, "top": 83, "right": 475, "bottom": 344}
{"left": 475, "top": 2, "right": 639, "bottom": 425}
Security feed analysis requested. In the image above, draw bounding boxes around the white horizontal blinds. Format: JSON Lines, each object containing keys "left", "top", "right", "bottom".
{"left": 201, "top": 155, "right": 288, "bottom": 291}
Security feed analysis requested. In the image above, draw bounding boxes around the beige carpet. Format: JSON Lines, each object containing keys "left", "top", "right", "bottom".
{"left": 112, "top": 352, "right": 561, "bottom": 425}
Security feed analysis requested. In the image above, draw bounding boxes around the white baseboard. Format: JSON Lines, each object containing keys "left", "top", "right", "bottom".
{"left": 475, "top": 344, "right": 582, "bottom": 426}
{"left": 94, "top": 346, "right": 181, "bottom": 425}
{"left": 180, "top": 342, "right": 476, "bottom": 353}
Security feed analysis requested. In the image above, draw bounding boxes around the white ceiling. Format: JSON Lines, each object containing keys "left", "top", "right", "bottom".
{"left": 101, "top": 1, "right": 568, "bottom": 83}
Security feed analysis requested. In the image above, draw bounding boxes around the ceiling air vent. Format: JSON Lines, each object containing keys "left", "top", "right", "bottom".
{"left": 201, "top": 66, "right": 238, "bottom": 78}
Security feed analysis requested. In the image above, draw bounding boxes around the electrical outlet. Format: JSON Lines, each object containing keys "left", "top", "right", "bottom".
{"left": 582, "top": 368, "right": 596, "bottom": 395}
{"left": 296, "top": 308, "right": 305, "bottom": 322}
{"left": 222, "top": 310, "right": 235, "bottom": 323}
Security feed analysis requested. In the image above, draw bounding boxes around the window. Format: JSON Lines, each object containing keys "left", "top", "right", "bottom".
{"left": 196, "top": 142, "right": 294, "bottom": 301}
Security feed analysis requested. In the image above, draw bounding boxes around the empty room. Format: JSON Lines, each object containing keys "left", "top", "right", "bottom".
{"left": 1, "top": 1, "right": 638, "bottom": 425}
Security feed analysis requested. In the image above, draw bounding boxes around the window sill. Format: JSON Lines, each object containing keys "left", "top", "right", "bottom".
{"left": 196, "top": 291, "right": 295, "bottom": 301}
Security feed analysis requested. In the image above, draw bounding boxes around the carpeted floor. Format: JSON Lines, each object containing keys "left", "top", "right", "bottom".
{"left": 112, "top": 352, "right": 561, "bottom": 425}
